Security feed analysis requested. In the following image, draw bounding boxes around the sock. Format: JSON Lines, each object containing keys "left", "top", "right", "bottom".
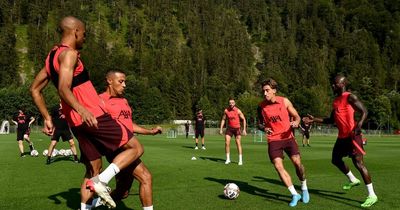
{"left": 366, "top": 183, "right": 376, "bottom": 197}
{"left": 288, "top": 185, "right": 298, "bottom": 195}
{"left": 346, "top": 171, "right": 358, "bottom": 183}
{"left": 226, "top": 153, "right": 230, "bottom": 161}
{"left": 202, "top": 144, "right": 204, "bottom": 147}
{"left": 143, "top": 206, "right": 153, "bottom": 210}
{"left": 29, "top": 144, "right": 34, "bottom": 151}
{"left": 239, "top": 154, "right": 243, "bottom": 162}
{"left": 301, "top": 179, "right": 308, "bottom": 190}
{"left": 74, "top": 155, "right": 79, "bottom": 161}
{"left": 195, "top": 143, "right": 198, "bottom": 146}
{"left": 99, "top": 163, "right": 120, "bottom": 184}
{"left": 91, "top": 198, "right": 103, "bottom": 208}
{"left": 81, "top": 203, "right": 92, "bottom": 210}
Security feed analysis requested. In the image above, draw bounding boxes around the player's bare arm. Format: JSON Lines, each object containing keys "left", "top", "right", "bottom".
{"left": 284, "top": 98, "right": 300, "bottom": 128}
{"left": 58, "top": 49, "right": 98, "bottom": 128}
{"left": 219, "top": 112, "right": 226, "bottom": 135}
{"left": 30, "top": 66, "right": 54, "bottom": 135}
{"left": 238, "top": 109, "right": 247, "bottom": 136}
{"left": 132, "top": 123, "right": 162, "bottom": 135}
{"left": 348, "top": 93, "right": 368, "bottom": 134}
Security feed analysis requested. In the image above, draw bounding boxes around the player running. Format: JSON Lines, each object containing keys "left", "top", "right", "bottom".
{"left": 257, "top": 78, "right": 310, "bottom": 207}
{"left": 303, "top": 75, "right": 378, "bottom": 208}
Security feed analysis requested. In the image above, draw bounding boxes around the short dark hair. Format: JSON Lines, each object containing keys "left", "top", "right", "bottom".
{"left": 261, "top": 78, "right": 278, "bottom": 89}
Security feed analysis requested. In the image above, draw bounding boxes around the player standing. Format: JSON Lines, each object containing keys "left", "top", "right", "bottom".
{"left": 194, "top": 109, "right": 206, "bottom": 150}
{"left": 46, "top": 104, "right": 79, "bottom": 164}
{"left": 303, "top": 75, "right": 378, "bottom": 207}
{"left": 257, "top": 78, "right": 310, "bottom": 207}
{"left": 12, "top": 109, "right": 35, "bottom": 157}
{"left": 219, "top": 98, "right": 247, "bottom": 165}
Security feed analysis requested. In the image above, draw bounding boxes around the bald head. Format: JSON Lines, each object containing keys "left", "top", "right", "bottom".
{"left": 332, "top": 75, "right": 347, "bottom": 95}
{"left": 58, "top": 16, "right": 84, "bottom": 34}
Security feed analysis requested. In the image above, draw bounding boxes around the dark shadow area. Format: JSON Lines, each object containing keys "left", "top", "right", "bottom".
{"left": 199, "top": 156, "right": 226, "bottom": 163}
{"left": 49, "top": 156, "right": 78, "bottom": 164}
{"left": 253, "top": 176, "right": 362, "bottom": 208}
{"left": 205, "top": 177, "right": 290, "bottom": 203}
{"left": 181, "top": 145, "right": 195, "bottom": 150}
{"left": 48, "top": 188, "right": 136, "bottom": 210}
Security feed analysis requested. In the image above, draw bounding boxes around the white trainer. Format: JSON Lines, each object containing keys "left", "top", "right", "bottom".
{"left": 225, "top": 160, "right": 231, "bottom": 164}
{"left": 194, "top": 146, "right": 198, "bottom": 150}
{"left": 238, "top": 161, "right": 243, "bottom": 166}
{"left": 86, "top": 176, "right": 116, "bottom": 208}
{"left": 201, "top": 146, "right": 206, "bottom": 150}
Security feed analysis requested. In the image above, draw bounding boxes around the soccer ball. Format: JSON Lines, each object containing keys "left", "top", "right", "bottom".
{"left": 224, "top": 183, "right": 240, "bottom": 199}
{"left": 52, "top": 149, "right": 59, "bottom": 157}
{"left": 30, "top": 150, "right": 39, "bottom": 157}
{"left": 64, "top": 149, "right": 73, "bottom": 156}
{"left": 59, "top": 149, "right": 66, "bottom": 156}
{"left": 42, "top": 149, "right": 49, "bottom": 156}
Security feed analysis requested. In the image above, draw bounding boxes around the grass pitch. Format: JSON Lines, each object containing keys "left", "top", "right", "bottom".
{"left": 0, "top": 132, "right": 399, "bottom": 210}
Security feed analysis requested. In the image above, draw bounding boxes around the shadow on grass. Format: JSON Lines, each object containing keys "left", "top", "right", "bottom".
{"left": 181, "top": 145, "right": 195, "bottom": 150}
{"left": 199, "top": 156, "right": 226, "bottom": 163}
{"left": 204, "top": 177, "right": 291, "bottom": 203}
{"left": 48, "top": 188, "right": 134, "bottom": 210}
{"left": 49, "top": 156, "right": 78, "bottom": 164}
{"left": 253, "top": 176, "right": 362, "bottom": 208}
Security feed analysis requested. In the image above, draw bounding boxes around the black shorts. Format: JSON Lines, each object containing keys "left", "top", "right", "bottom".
{"left": 195, "top": 129, "right": 204, "bottom": 138}
{"left": 225, "top": 127, "right": 241, "bottom": 137}
{"left": 302, "top": 131, "right": 310, "bottom": 139}
{"left": 16, "top": 128, "right": 29, "bottom": 141}
{"left": 71, "top": 114, "right": 133, "bottom": 161}
{"left": 52, "top": 128, "right": 73, "bottom": 142}
{"left": 268, "top": 138, "right": 300, "bottom": 161}
{"left": 332, "top": 135, "right": 365, "bottom": 159}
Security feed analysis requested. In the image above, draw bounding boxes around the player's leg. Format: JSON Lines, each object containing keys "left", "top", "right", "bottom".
{"left": 81, "top": 158, "right": 102, "bottom": 210}
{"left": 225, "top": 134, "right": 232, "bottom": 164}
{"left": 352, "top": 155, "right": 378, "bottom": 207}
{"left": 46, "top": 140, "right": 57, "bottom": 164}
{"left": 289, "top": 154, "right": 309, "bottom": 204}
{"left": 201, "top": 130, "right": 206, "bottom": 149}
{"left": 194, "top": 130, "right": 199, "bottom": 149}
{"left": 332, "top": 139, "right": 360, "bottom": 190}
{"left": 68, "top": 139, "right": 79, "bottom": 162}
{"left": 133, "top": 160, "right": 153, "bottom": 209}
{"left": 17, "top": 140, "right": 25, "bottom": 157}
{"left": 272, "top": 157, "right": 301, "bottom": 206}
{"left": 235, "top": 134, "right": 243, "bottom": 165}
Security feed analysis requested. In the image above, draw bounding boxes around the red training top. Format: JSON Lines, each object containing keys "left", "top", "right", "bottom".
{"left": 99, "top": 92, "right": 133, "bottom": 132}
{"left": 224, "top": 107, "right": 241, "bottom": 129}
{"left": 333, "top": 92, "right": 355, "bottom": 138}
{"left": 45, "top": 44, "right": 105, "bottom": 127}
{"left": 258, "top": 96, "right": 294, "bottom": 142}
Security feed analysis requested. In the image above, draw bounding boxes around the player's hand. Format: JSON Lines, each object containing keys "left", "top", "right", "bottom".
{"left": 152, "top": 126, "right": 162, "bottom": 135}
{"left": 42, "top": 119, "right": 54, "bottom": 136}
{"left": 242, "top": 129, "right": 247, "bottom": 136}
{"left": 354, "top": 124, "right": 362, "bottom": 135}
{"left": 219, "top": 130, "right": 223, "bottom": 135}
{"left": 290, "top": 121, "right": 299, "bottom": 128}
{"left": 265, "top": 127, "right": 273, "bottom": 135}
{"left": 80, "top": 109, "right": 98, "bottom": 128}
{"left": 303, "top": 114, "right": 314, "bottom": 124}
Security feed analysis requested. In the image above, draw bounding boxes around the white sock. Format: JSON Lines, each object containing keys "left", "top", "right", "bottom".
{"left": 288, "top": 185, "right": 298, "bottom": 195}
{"left": 346, "top": 171, "right": 358, "bottom": 183}
{"left": 143, "top": 205, "right": 153, "bottom": 210}
{"left": 91, "top": 198, "right": 103, "bottom": 208}
{"left": 366, "top": 183, "right": 377, "bottom": 197}
{"left": 81, "top": 203, "right": 92, "bottom": 210}
{"left": 226, "top": 153, "right": 230, "bottom": 161}
{"left": 301, "top": 179, "right": 308, "bottom": 191}
{"left": 239, "top": 154, "right": 243, "bottom": 162}
{"left": 99, "top": 163, "right": 120, "bottom": 184}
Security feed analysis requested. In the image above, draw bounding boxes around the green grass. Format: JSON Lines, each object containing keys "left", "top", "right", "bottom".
{"left": 0, "top": 132, "right": 399, "bottom": 210}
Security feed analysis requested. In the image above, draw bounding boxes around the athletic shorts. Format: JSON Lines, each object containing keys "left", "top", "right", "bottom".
{"left": 16, "top": 128, "right": 29, "bottom": 141}
{"left": 195, "top": 129, "right": 204, "bottom": 138}
{"left": 71, "top": 114, "right": 133, "bottom": 161}
{"left": 332, "top": 135, "right": 365, "bottom": 158}
{"left": 225, "top": 127, "right": 241, "bottom": 137}
{"left": 51, "top": 128, "right": 73, "bottom": 142}
{"left": 268, "top": 138, "right": 300, "bottom": 161}
{"left": 303, "top": 131, "right": 310, "bottom": 139}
